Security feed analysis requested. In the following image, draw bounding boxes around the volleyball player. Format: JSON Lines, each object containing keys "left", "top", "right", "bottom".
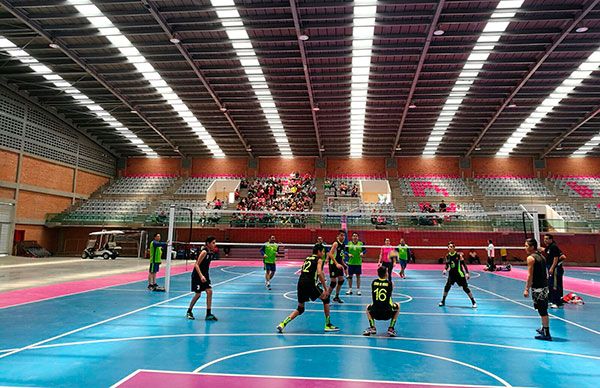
{"left": 261, "top": 235, "right": 279, "bottom": 290}
{"left": 346, "top": 232, "right": 366, "bottom": 295}
{"left": 277, "top": 244, "right": 340, "bottom": 333}
{"left": 485, "top": 239, "right": 496, "bottom": 271}
{"left": 439, "top": 242, "right": 477, "bottom": 308}
{"left": 147, "top": 233, "right": 167, "bottom": 291}
{"left": 524, "top": 238, "right": 552, "bottom": 341}
{"left": 378, "top": 238, "right": 396, "bottom": 282}
{"left": 186, "top": 236, "right": 218, "bottom": 321}
{"left": 397, "top": 238, "right": 410, "bottom": 279}
{"left": 363, "top": 266, "right": 400, "bottom": 337}
{"left": 327, "top": 230, "right": 347, "bottom": 303}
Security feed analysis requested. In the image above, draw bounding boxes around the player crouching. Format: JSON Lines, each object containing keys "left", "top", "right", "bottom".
{"left": 277, "top": 244, "right": 340, "bottom": 333}
{"left": 363, "top": 266, "right": 400, "bottom": 337}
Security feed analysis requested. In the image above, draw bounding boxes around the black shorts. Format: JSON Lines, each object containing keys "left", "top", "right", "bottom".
{"left": 149, "top": 262, "right": 160, "bottom": 273}
{"left": 532, "top": 287, "right": 549, "bottom": 311}
{"left": 447, "top": 274, "right": 467, "bottom": 288}
{"left": 191, "top": 271, "right": 211, "bottom": 293}
{"left": 297, "top": 281, "right": 322, "bottom": 303}
{"left": 368, "top": 303, "right": 399, "bottom": 321}
{"left": 329, "top": 263, "right": 344, "bottom": 278}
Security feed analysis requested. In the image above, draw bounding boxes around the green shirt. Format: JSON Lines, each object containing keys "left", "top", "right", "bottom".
{"left": 347, "top": 241, "right": 365, "bottom": 266}
{"left": 397, "top": 244, "right": 409, "bottom": 261}
{"left": 149, "top": 240, "right": 163, "bottom": 264}
{"left": 262, "top": 242, "right": 278, "bottom": 264}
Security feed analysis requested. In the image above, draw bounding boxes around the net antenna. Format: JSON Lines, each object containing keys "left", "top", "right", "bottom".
{"left": 164, "top": 204, "right": 193, "bottom": 292}
{"left": 519, "top": 205, "right": 540, "bottom": 243}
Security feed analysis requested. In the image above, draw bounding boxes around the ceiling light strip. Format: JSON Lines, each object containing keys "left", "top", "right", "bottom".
{"left": 0, "top": 36, "right": 157, "bottom": 157}
{"left": 210, "top": 0, "right": 292, "bottom": 157}
{"left": 67, "top": 0, "right": 225, "bottom": 158}
{"left": 350, "top": 1, "right": 378, "bottom": 158}
{"left": 422, "top": 0, "right": 525, "bottom": 156}
{"left": 501, "top": 47, "right": 600, "bottom": 157}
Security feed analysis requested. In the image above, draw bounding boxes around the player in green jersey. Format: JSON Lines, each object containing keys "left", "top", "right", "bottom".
{"left": 346, "top": 232, "right": 366, "bottom": 295}
{"left": 397, "top": 238, "right": 411, "bottom": 279}
{"left": 261, "top": 235, "right": 279, "bottom": 290}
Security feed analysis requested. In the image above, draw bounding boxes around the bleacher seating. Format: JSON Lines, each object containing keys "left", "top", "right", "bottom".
{"left": 583, "top": 203, "right": 600, "bottom": 219}
{"left": 323, "top": 201, "right": 395, "bottom": 226}
{"left": 150, "top": 199, "right": 227, "bottom": 224}
{"left": 552, "top": 176, "right": 600, "bottom": 198}
{"left": 64, "top": 199, "right": 150, "bottom": 223}
{"left": 323, "top": 175, "right": 380, "bottom": 197}
{"left": 475, "top": 176, "right": 551, "bottom": 197}
{"left": 400, "top": 176, "right": 471, "bottom": 197}
{"left": 407, "top": 202, "right": 487, "bottom": 220}
{"left": 551, "top": 204, "right": 584, "bottom": 221}
{"left": 103, "top": 176, "right": 177, "bottom": 195}
{"left": 494, "top": 203, "right": 524, "bottom": 219}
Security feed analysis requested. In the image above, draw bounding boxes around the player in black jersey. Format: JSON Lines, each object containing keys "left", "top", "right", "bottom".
{"left": 439, "top": 242, "right": 477, "bottom": 308}
{"left": 186, "top": 236, "right": 218, "bottom": 321}
{"left": 326, "top": 230, "right": 347, "bottom": 303}
{"left": 277, "top": 244, "right": 340, "bottom": 333}
{"left": 524, "top": 238, "right": 552, "bottom": 341}
{"left": 363, "top": 266, "right": 400, "bottom": 337}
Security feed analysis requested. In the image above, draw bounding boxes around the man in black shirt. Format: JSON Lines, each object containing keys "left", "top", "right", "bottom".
{"left": 439, "top": 242, "right": 477, "bottom": 308}
{"left": 186, "top": 236, "right": 218, "bottom": 321}
{"left": 363, "top": 266, "right": 400, "bottom": 337}
{"left": 524, "top": 238, "right": 552, "bottom": 341}
{"left": 543, "top": 234, "right": 565, "bottom": 308}
{"left": 277, "top": 244, "right": 340, "bottom": 333}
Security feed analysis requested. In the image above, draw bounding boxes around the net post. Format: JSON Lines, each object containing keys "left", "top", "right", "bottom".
{"left": 532, "top": 211, "right": 541, "bottom": 244}
{"left": 165, "top": 204, "right": 176, "bottom": 292}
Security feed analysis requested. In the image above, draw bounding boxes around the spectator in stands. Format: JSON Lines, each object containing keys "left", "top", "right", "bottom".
{"left": 371, "top": 209, "right": 378, "bottom": 225}
{"left": 340, "top": 181, "right": 348, "bottom": 196}
{"left": 156, "top": 211, "right": 167, "bottom": 225}
{"left": 324, "top": 179, "right": 332, "bottom": 190}
{"left": 500, "top": 247, "right": 508, "bottom": 263}
{"left": 468, "top": 249, "right": 481, "bottom": 264}
{"left": 376, "top": 210, "right": 387, "bottom": 226}
{"left": 351, "top": 184, "right": 359, "bottom": 197}
{"left": 234, "top": 189, "right": 240, "bottom": 201}
{"left": 439, "top": 200, "right": 447, "bottom": 212}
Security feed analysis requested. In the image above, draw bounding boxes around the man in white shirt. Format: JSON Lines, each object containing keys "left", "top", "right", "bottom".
{"left": 486, "top": 239, "right": 496, "bottom": 271}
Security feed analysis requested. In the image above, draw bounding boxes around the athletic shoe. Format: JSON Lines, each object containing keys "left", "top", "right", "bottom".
{"left": 387, "top": 328, "right": 397, "bottom": 337}
{"left": 438, "top": 301, "right": 445, "bottom": 307}
{"left": 472, "top": 302, "right": 477, "bottom": 308}
{"left": 147, "top": 284, "right": 155, "bottom": 290}
{"left": 333, "top": 296, "right": 344, "bottom": 304}
{"left": 357, "top": 290, "right": 362, "bottom": 296}
{"left": 276, "top": 324, "right": 284, "bottom": 333}
{"left": 205, "top": 314, "right": 218, "bottom": 321}
{"left": 363, "top": 327, "right": 376, "bottom": 336}
{"left": 186, "top": 311, "right": 195, "bottom": 320}
{"left": 535, "top": 334, "right": 552, "bottom": 341}
{"left": 153, "top": 286, "right": 165, "bottom": 292}
{"left": 550, "top": 303, "right": 559, "bottom": 309}
{"left": 324, "top": 323, "right": 340, "bottom": 332}
{"left": 536, "top": 327, "right": 544, "bottom": 335}
{"left": 345, "top": 289, "right": 353, "bottom": 295}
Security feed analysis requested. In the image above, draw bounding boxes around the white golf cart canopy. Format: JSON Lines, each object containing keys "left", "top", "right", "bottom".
{"left": 89, "top": 230, "right": 125, "bottom": 236}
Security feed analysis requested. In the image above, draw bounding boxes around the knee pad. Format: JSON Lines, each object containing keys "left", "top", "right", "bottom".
{"left": 338, "top": 278, "right": 345, "bottom": 286}
{"left": 463, "top": 286, "right": 471, "bottom": 294}
{"left": 329, "top": 281, "right": 337, "bottom": 288}
{"left": 322, "top": 296, "right": 331, "bottom": 304}
{"left": 297, "top": 305, "right": 305, "bottom": 315}
{"left": 444, "top": 284, "right": 451, "bottom": 293}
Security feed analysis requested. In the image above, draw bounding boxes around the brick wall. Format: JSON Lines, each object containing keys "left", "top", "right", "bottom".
{"left": 0, "top": 150, "right": 18, "bottom": 182}
{"left": 76, "top": 170, "right": 110, "bottom": 195}
{"left": 258, "top": 157, "right": 316, "bottom": 176}
{"left": 471, "top": 157, "right": 534, "bottom": 176}
{"left": 543, "top": 157, "right": 600, "bottom": 176}
{"left": 192, "top": 158, "right": 248, "bottom": 176}
{"left": 398, "top": 157, "right": 460, "bottom": 175}
{"left": 16, "top": 190, "right": 72, "bottom": 220}
{"left": 15, "top": 224, "right": 59, "bottom": 253}
{"left": 124, "top": 157, "right": 182, "bottom": 176}
{"left": 20, "top": 156, "right": 74, "bottom": 192}
{"left": 0, "top": 187, "right": 14, "bottom": 200}
{"left": 327, "top": 158, "right": 385, "bottom": 176}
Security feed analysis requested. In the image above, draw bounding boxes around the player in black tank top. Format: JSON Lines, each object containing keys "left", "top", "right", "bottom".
{"left": 276, "top": 244, "right": 340, "bottom": 333}
{"left": 186, "top": 236, "right": 218, "bottom": 321}
{"left": 439, "top": 242, "right": 477, "bottom": 308}
{"left": 326, "top": 230, "right": 347, "bottom": 303}
{"left": 524, "top": 238, "right": 552, "bottom": 341}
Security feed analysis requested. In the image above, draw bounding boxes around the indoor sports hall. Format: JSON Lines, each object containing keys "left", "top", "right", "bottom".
{"left": 0, "top": 1, "right": 600, "bottom": 387}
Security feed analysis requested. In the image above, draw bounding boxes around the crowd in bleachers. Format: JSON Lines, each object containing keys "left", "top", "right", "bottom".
{"left": 236, "top": 172, "right": 316, "bottom": 212}
{"left": 324, "top": 178, "right": 360, "bottom": 197}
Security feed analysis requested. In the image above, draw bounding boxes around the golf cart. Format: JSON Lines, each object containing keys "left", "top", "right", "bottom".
{"left": 82, "top": 230, "right": 123, "bottom": 260}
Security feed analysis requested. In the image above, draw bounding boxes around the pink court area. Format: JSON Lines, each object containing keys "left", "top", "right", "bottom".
{"left": 491, "top": 267, "right": 600, "bottom": 298}
{"left": 117, "top": 371, "right": 475, "bottom": 388}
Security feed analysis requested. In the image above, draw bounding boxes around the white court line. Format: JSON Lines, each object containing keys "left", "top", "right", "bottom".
{"left": 3, "top": 332, "right": 599, "bottom": 362}
{"left": 0, "top": 271, "right": 256, "bottom": 361}
{"left": 192, "top": 344, "right": 513, "bottom": 387}
{"left": 470, "top": 285, "right": 600, "bottom": 336}
{"left": 155, "top": 305, "right": 537, "bottom": 319}
{"left": 487, "top": 271, "right": 600, "bottom": 300}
